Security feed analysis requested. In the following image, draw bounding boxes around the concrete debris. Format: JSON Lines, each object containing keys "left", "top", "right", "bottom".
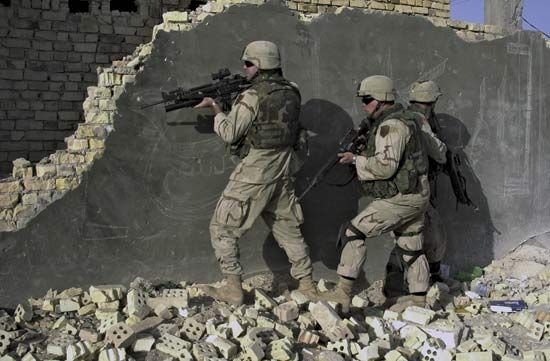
{"left": 1, "top": 245, "right": 550, "bottom": 360}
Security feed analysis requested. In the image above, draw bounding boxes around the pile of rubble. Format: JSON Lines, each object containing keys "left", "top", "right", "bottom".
{"left": 1, "top": 246, "right": 550, "bottom": 361}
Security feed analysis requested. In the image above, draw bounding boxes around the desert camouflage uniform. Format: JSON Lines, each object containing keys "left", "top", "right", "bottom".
{"left": 408, "top": 104, "right": 448, "bottom": 270}
{"left": 209, "top": 72, "right": 312, "bottom": 280}
{"left": 337, "top": 104, "right": 438, "bottom": 293}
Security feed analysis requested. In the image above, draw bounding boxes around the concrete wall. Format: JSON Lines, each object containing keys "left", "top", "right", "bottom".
{"left": 0, "top": 1, "right": 549, "bottom": 306}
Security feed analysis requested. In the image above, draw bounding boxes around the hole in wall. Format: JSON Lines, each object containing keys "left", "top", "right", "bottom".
{"left": 69, "top": 0, "right": 90, "bottom": 12}
{"left": 0, "top": 0, "right": 11, "bottom": 6}
{"left": 110, "top": 0, "right": 138, "bottom": 12}
{"left": 188, "top": 0, "right": 205, "bottom": 11}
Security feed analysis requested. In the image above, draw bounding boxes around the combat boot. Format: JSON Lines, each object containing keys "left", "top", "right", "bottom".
{"left": 388, "top": 294, "right": 426, "bottom": 313}
{"left": 200, "top": 274, "right": 244, "bottom": 306}
{"left": 296, "top": 275, "right": 320, "bottom": 302}
{"left": 318, "top": 277, "right": 354, "bottom": 313}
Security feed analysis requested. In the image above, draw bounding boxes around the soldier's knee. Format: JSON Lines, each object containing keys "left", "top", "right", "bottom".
{"left": 337, "top": 221, "right": 367, "bottom": 250}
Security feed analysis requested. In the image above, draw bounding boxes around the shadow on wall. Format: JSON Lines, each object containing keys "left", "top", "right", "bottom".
{"left": 262, "top": 99, "right": 360, "bottom": 278}
{"left": 435, "top": 112, "right": 497, "bottom": 273}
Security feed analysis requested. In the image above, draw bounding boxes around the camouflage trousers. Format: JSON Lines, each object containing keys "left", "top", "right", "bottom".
{"left": 338, "top": 184, "right": 431, "bottom": 293}
{"left": 423, "top": 203, "right": 447, "bottom": 264}
{"left": 209, "top": 177, "right": 312, "bottom": 280}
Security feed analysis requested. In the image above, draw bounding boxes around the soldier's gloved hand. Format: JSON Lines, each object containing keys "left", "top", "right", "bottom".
{"left": 193, "top": 97, "right": 216, "bottom": 108}
{"left": 338, "top": 152, "right": 355, "bottom": 164}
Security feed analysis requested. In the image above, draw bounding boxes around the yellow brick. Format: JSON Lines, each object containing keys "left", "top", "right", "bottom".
{"left": 350, "top": 0, "right": 367, "bottom": 7}
{"left": 56, "top": 177, "right": 80, "bottom": 191}
{"left": 89, "top": 139, "right": 106, "bottom": 150}
{"left": 331, "top": 0, "right": 348, "bottom": 6}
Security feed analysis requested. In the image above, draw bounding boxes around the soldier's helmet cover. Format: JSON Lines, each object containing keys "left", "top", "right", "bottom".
{"left": 356, "top": 75, "right": 396, "bottom": 101}
{"left": 241, "top": 41, "right": 281, "bottom": 70}
{"left": 409, "top": 80, "right": 443, "bottom": 103}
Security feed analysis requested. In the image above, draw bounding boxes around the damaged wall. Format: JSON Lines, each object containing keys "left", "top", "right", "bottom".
{"left": 0, "top": 1, "right": 549, "bottom": 306}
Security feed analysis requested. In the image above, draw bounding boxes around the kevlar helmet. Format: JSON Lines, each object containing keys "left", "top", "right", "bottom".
{"left": 241, "top": 41, "right": 281, "bottom": 70}
{"left": 409, "top": 80, "right": 443, "bottom": 103}
{"left": 356, "top": 75, "right": 396, "bottom": 101}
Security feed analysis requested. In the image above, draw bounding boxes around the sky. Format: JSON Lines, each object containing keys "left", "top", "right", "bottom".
{"left": 450, "top": 0, "right": 549, "bottom": 37}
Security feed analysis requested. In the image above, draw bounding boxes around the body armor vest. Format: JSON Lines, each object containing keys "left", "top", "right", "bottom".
{"left": 361, "top": 104, "right": 428, "bottom": 199}
{"left": 231, "top": 72, "right": 301, "bottom": 158}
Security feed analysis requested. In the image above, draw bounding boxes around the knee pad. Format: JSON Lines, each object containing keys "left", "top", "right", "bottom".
{"left": 394, "top": 245, "right": 425, "bottom": 272}
{"left": 336, "top": 221, "right": 366, "bottom": 250}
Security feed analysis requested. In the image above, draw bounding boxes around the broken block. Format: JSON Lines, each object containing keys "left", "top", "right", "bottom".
{"left": 401, "top": 325, "right": 428, "bottom": 350}
{"left": 106, "top": 322, "right": 136, "bottom": 348}
{"left": 46, "top": 334, "right": 76, "bottom": 357}
{"left": 242, "top": 341, "right": 264, "bottom": 361}
{"left": 98, "top": 348, "right": 126, "bottom": 361}
{"left": 357, "top": 344, "right": 379, "bottom": 361}
{"left": 298, "top": 329, "right": 320, "bottom": 345}
{"left": 89, "top": 285, "right": 126, "bottom": 303}
{"left": 455, "top": 352, "right": 493, "bottom": 361}
{"left": 59, "top": 298, "right": 80, "bottom": 313}
{"left": 205, "top": 335, "right": 237, "bottom": 359}
{"left": 527, "top": 321, "right": 545, "bottom": 341}
{"left": 79, "top": 329, "right": 100, "bottom": 343}
{"left": 266, "top": 337, "right": 294, "bottom": 361}
{"left": 127, "top": 289, "right": 151, "bottom": 319}
{"left": 130, "top": 316, "right": 164, "bottom": 334}
{"left": 156, "top": 333, "right": 192, "bottom": 356}
{"left": 290, "top": 290, "right": 310, "bottom": 307}
{"left": 132, "top": 335, "right": 156, "bottom": 353}
{"left": 192, "top": 342, "right": 218, "bottom": 361}
{"left": 182, "top": 317, "right": 206, "bottom": 341}
{"left": 478, "top": 336, "right": 506, "bottom": 356}
{"left": 384, "top": 349, "right": 407, "bottom": 361}
{"left": 14, "top": 302, "right": 33, "bottom": 323}
{"left": 66, "top": 341, "right": 96, "bottom": 361}
{"left": 420, "top": 338, "right": 452, "bottom": 361}
{"left": 402, "top": 306, "right": 435, "bottom": 326}
{"left": 0, "top": 316, "right": 16, "bottom": 332}
{"left": 154, "top": 305, "right": 173, "bottom": 320}
{"left": 273, "top": 301, "right": 299, "bottom": 322}
{"left": 98, "top": 313, "right": 125, "bottom": 334}
{"left": 78, "top": 303, "right": 97, "bottom": 316}
{"left": 327, "top": 339, "right": 351, "bottom": 357}
{"left": 254, "top": 289, "right": 278, "bottom": 310}
{"left": 0, "top": 330, "right": 10, "bottom": 355}
{"left": 352, "top": 295, "right": 370, "bottom": 308}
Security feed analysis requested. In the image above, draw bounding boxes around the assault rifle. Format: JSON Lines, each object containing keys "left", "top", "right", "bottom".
{"left": 297, "top": 120, "right": 371, "bottom": 201}
{"left": 141, "top": 68, "right": 250, "bottom": 112}
{"left": 428, "top": 110, "right": 476, "bottom": 209}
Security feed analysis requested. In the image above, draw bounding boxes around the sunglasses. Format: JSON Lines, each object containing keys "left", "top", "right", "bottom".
{"left": 244, "top": 61, "right": 255, "bottom": 68}
{"left": 361, "top": 96, "right": 375, "bottom": 105}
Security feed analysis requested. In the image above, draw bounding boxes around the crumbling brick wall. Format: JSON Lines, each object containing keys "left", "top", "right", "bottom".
{"left": 0, "top": 0, "right": 195, "bottom": 177}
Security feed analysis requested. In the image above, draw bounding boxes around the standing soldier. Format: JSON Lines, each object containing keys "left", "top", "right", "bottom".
{"left": 319, "top": 75, "right": 445, "bottom": 312}
{"left": 407, "top": 81, "right": 448, "bottom": 283}
{"left": 194, "top": 40, "right": 318, "bottom": 306}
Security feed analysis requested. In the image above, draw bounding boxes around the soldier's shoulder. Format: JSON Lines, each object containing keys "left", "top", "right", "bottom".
{"left": 379, "top": 117, "right": 410, "bottom": 136}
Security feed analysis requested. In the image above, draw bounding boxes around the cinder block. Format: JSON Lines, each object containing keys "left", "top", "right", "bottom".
{"left": 14, "top": 302, "right": 33, "bottom": 323}
{"left": 352, "top": 295, "right": 370, "bottom": 308}
{"left": 130, "top": 316, "right": 164, "bottom": 334}
{"left": 242, "top": 341, "right": 264, "bottom": 361}
{"left": 455, "top": 352, "right": 493, "bottom": 361}
{"left": 402, "top": 306, "right": 435, "bottom": 326}
{"left": 98, "top": 348, "right": 126, "bottom": 361}
{"left": 156, "top": 333, "right": 192, "bottom": 355}
{"left": 98, "top": 313, "right": 125, "bottom": 334}
{"left": 273, "top": 301, "right": 299, "bottom": 322}
{"left": 0, "top": 330, "right": 10, "bottom": 355}
{"left": 420, "top": 338, "right": 452, "bottom": 361}
{"left": 106, "top": 322, "right": 136, "bottom": 348}
{"left": 297, "top": 329, "right": 319, "bottom": 345}
{"left": 254, "top": 289, "right": 277, "bottom": 310}
{"left": 384, "top": 349, "right": 407, "bottom": 361}
{"left": 78, "top": 329, "right": 100, "bottom": 343}
{"left": 266, "top": 337, "right": 294, "bottom": 360}
{"left": 132, "top": 335, "right": 155, "bottom": 353}
{"left": 192, "top": 342, "right": 218, "bottom": 361}
{"left": 59, "top": 298, "right": 80, "bottom": 313}
{"left": 478, "top": 336, "right": 506, "bottom": 356}
{"left": 182, "top": 317, "right": 206, "bottom": 341}
{"left": 327, "top": 339, "right": 351, "bottom": 357}
{"left": 46, "top": 334, "right": 76, "bottom": 357}
{"left": 66, "top": 341, "right": 96, "bottom": 361}
{"left": 148, "top": 289, "right": 188, "bottom": 309}
{"left": 357, "top": 344, "right": 379, "bottom": 361}
{"left": 205, "top": 335, "right": 237, "bottom": 359}
{"left": 89, "top": 285, "right": 126, "bottom": 303}
{"left": 127, "top": 289, "right": 151, "bottom": 319}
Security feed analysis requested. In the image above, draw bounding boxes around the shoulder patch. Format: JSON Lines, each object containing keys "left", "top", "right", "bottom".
{"left": 380, "top": 125, "right": 390, "bottom": 138}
